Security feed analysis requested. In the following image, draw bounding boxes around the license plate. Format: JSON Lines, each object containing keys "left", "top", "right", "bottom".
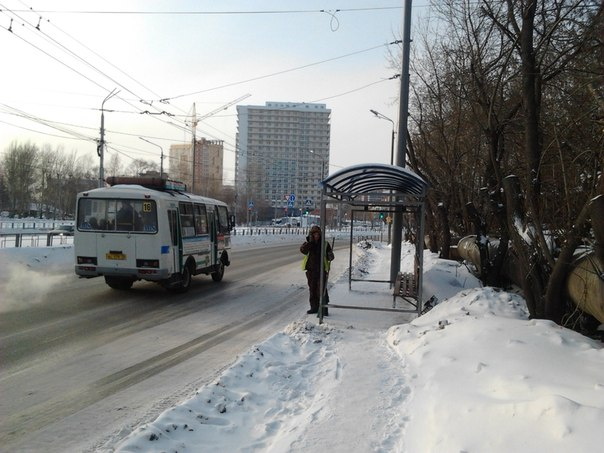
{"left": 106, "top": 252, "right": 126, "bottom": 260}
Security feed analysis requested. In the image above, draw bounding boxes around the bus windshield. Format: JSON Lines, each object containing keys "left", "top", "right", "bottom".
{"left": 77, "top": 198, "right": 157, "bottom": 233}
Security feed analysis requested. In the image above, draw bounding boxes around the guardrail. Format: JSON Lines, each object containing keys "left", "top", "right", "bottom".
{"left": 232, "top": 226, "right": 384, "bottom": 236}
{"left": 1, "top": 226, "right": 384, "bottom": 248}
{"left": 233, "top": 227, "right": 306, "bottom": 235}
{"left": 0, "top": 220, "right": 72, "bottom": 230}
{"left": 0, "top": 233, "right": 73, "bottom": 248}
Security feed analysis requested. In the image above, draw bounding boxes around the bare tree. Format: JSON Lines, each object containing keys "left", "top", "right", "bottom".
{"left": 38, "top": 144, "right": 61, "bottom": 218}
{"left": 481, "top": 0, "right": 603, "bottom": 318}
{"left": 106, "top": 152, "right": 123, "bottom": 177}
{"left": 396, "top": 0, "right": 602, "bottom": 323}
{"left": 1, "top": 142, "right": 39, "bottom": 216}
{"left": 125, "top": 158, "right": 159, "bottom": 177}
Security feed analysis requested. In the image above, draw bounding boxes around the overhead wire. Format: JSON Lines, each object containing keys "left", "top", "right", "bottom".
{"left": 0, "top": 118, "right": 85, "bottom": 141}
{"left": 1, "top": 2, "right": 401, "bottom": 174}
{"left": 0, "top": 2, "right": 193, "bottom": 134}
{"left": 6, "top": 6, "right": 403, "bottom": 15}
{"left": 0, "top": 103, "right": 97, "bottom": 142}
{"left": 2, "top": 2, "right": 400, "bottom": 120}
{"left": 14, "top": 0, "right": 166, "bottom": 103}
{"left": 160, "top": 42, "right": 399, "bottom": 102}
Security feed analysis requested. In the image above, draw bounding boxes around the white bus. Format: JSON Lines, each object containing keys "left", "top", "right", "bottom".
{"left": 74, "top": 177, "right": 232, "bottom": 292}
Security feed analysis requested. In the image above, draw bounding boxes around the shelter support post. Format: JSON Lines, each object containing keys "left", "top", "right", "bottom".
{"left": 390, "top": 207, "right": 403, "bottom": 285}
{"left": 348, "top": 212, "right": 354, "bottom": 290}
{"left": 318, "top": 189, "right": 327, "bottom": 324}
{"left": 416, "top": 202, "right": 426, "bottom": 314}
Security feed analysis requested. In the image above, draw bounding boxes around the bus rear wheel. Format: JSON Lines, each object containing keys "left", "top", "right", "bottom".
{"left": 105, "top": 276, "right": 134, "bottom": 290}
{"left": 211, "top": 262, "right": 225, "bottom": 282}
{"left": 170, "top": 263, "right": 192, "bottom": 293}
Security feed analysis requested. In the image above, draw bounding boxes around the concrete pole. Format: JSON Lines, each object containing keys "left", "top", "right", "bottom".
{"left": 99, "top": 111, "right": 105, "bottom": 188}
{"left": 98, "top": 89, "right": 118, "bottom": 188}
{"left": 191, "top": 103, "right": 197, "bottom": 194}
{"left": 390, "top": 0, "right": 413, "bottom": 285}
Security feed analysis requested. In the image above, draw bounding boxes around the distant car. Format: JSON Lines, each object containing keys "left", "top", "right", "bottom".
{"left": 49, "top": 224, "right": 74, "bottom": 236}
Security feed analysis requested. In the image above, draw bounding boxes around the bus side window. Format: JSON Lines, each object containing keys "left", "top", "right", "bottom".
{"left": 179, "top": 202, "right": 195, "bottom": 237}
{"left": 194, "top": 204, "right": 208, "bottom": 235}
{"left": 77, "top": 200, "right": 89, "bottom": 229}
{"left": 168, "top": 210, "right": 178, "bottom": 245}
{"left": 217, "top": 206, "right": 229, "bottom": 233}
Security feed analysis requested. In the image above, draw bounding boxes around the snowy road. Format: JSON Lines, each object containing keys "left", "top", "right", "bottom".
{"left": 0, "top": 242, "right": 326, "bottom": 452}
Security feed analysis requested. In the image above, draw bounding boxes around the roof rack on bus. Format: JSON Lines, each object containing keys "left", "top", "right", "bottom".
{"left": 105, "top": 176, "right": 187, "bottom": 192}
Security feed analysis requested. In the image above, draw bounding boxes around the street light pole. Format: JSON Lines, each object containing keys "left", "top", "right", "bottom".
{"left": 309, "top": 149, "right": 327, "bottom": 221}
{"left": 98, "top": 89, "right": 119, "bottom": 188}
{"left": 55, "top": 172, "right": 61, "bottom": 220}
{"left": 370, "top": 109, "right": 396, "bottom": 166}
{"left": 370, "top": 109, "right": 396, "bottom": 244}
{"left": 139, "top": 137, "right": 165, "bottom": 178}
{"left": 309, "top": 149, "right": 326, "bottom": 180}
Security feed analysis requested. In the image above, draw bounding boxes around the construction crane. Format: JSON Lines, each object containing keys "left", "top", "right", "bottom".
{"left": 189, "top": 93, "right": 251, "bottom": 193}
{"left": 191, "top": 93, "right": 251, "bottom": 127}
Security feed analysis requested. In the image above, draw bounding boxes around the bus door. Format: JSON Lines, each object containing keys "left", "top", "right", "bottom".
{"left": 207, "top": 207, "right": 218, "bottom": 265}
{"left": 167, "top": 209, "right": 181, "bottom": 273}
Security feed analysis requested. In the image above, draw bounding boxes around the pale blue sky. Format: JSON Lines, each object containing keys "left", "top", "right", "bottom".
{"left": 0, "top": 0, "right": 432, "bottom": 182}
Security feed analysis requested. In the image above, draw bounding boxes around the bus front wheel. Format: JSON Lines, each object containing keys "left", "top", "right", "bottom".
{"left": 105, "top": 276, "right": 134, "bottom": 290}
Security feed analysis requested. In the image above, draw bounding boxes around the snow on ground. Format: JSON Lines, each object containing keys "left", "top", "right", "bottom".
{"left": 1, "top": 234, "right": 603, "bottom": 452}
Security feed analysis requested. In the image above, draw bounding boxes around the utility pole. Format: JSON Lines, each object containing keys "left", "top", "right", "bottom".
{"left": 390, "top": 0, "right": 413, "bottom": 285}
{"left": 160, "top": 148, "right": 164, "bottom": 178}
{"left": 191, "top": 102, "right": 197, "bottom": 194}
{"left": 98, "top": 89, "right": 119, "bottom": 188}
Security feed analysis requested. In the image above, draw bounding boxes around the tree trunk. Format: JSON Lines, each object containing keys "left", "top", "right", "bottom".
{"left": 503, "top": 175, "right": 546, "bottom": 318}
{"left": 520, "top": 1, "right": 542, "bottom": 216}
{"left": 437, "top": 202, "right": 451, "bottom": 259}
{"left": 426, "top": 202, "right": 438, "bottom": 253}
{"left": 485, "top": 186, "right": 510, "bottom": 287}
{"left": 544, "top": 195, "right": 602, "bottom": 323}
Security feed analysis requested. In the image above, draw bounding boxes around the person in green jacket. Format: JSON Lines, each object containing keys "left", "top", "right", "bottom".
{"left": 300, "top": 225, "right": 334, "bottom": 315}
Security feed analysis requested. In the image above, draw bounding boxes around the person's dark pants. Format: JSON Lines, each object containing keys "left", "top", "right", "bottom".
{"left": 306, "top": 270, "right": 329, "bottom": 311}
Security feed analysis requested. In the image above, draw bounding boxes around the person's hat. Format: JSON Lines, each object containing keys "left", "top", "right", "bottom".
{"left": 309, "top": 225, "right": 321, "bottom": 234}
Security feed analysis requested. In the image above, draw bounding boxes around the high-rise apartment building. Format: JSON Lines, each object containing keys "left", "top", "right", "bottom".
{"left": 235, "top": 102, "right": 331, "bottom": 220}
{"left": 169, "top": 138, "right": 224, "bottom": 197}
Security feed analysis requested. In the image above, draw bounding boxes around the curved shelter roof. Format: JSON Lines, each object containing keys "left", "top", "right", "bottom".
{"left": 321, "top": 163, "right": 428, "bottom": 201}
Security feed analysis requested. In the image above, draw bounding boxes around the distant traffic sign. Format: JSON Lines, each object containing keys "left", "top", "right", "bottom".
{"left": 288, "top": 193, "right": 296, "bottom": 202}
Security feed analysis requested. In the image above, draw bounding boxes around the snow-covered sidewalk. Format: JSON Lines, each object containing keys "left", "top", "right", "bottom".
{"left": 114, "top": 241, "right": 604, "bottom": 453}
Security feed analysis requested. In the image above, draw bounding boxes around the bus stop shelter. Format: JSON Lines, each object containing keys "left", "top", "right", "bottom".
{"left": 317, "top": 163, "right": 429, "bottom": 323}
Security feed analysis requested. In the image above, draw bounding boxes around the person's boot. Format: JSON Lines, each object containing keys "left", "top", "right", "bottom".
{"left": 307, "top": 308, "right": 318, "bottom": 314}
